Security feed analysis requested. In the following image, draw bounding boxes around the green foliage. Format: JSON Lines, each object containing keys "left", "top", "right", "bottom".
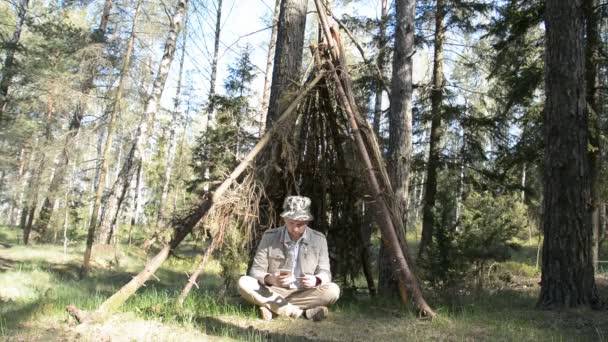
{"left": 458, "top": 192, "right": 527, "bottom": 263}
{"left": 190, "top": 45, "right": 257, "bottom": 193}
{"left": 423, "top": 191, "right": 529, "bottom": 289}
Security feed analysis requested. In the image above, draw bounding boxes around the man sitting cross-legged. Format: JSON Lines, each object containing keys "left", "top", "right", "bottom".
{"left": 238, "top": 196, "right": 340, "bottom": 321}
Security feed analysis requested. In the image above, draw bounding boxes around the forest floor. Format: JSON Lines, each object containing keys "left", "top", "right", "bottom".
{"left": 1, "top": 225, "right": 608, "bottom": 342}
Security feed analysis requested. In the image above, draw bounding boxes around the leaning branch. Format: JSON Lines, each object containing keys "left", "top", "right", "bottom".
{"left": 314, "top": 0, "right": 435, "bottom": 318}
{"left": 317, "top": 2, "right": 392, "bottom": 96}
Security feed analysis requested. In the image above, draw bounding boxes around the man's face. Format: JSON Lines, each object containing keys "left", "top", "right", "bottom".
{"left": 285, "top": 218, "right": 309, "bottom": 241}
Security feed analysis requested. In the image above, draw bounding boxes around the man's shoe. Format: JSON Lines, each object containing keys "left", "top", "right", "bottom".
{"left": 258, "top": 306, "right": 273, "bottom": 321}
{"left": 304, "top": 306, "right": 328, "bottom": 322}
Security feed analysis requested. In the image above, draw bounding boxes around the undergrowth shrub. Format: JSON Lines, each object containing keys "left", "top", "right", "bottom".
{"left": 422, "top": 191, "right": 530, "bottom": 293}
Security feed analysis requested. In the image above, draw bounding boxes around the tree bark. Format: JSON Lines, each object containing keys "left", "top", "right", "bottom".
{"left": 537, "top": 0, "right": 601, "bottom": 309}
{"left": 419, "top": 0, "right": 445, "bottom": 259}
{"left": 266, "top": 0, "right": 308, "bottom": 127}
{"left": 94, "top": 72, "right": 323, "bottom": 316}
{"left": 584, "top": 0, "right": 601, "bottom": 272}
{"left": 97, "top": 0, "right": 187, "bottom": 245}
{"left": 83, "top": 0, "right": 142, "bottom": 273}
{"left": 0, "top": 0, "right": 29, "bottom": 122}
{"left": 259, "top": 0, "right": 308, "bottom": 229}
{"left": 260, "top": 0, "right": 281, "bottom": 132}
{"left": 379, "top": 0, "right": 415, "bottom": 296}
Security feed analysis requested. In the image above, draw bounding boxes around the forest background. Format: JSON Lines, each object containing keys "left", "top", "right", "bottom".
{"left": 0, "top": 0, "right": 607, "bottom": 340}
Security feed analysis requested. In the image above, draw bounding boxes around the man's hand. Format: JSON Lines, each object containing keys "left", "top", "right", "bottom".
{"left": 298, "top": 274, "right": 319, "bottom": 288}
{"left": 265, "top": 272, "right": 295, "bottom": 288}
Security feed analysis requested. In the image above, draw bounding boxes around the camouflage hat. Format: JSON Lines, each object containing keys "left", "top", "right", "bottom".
{"left": 280, "top": 196, "right": 313, "bottom": 221}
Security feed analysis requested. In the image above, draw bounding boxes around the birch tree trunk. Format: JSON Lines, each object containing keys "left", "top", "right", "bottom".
{"left": 537, "top": 0, "right": 600, "bottom": 309}
{"left": 82, "top": 0, "right": 142, "bottom": 273}
{"left": 97, "top": 0, "right": 189, "bottom": 244}
{"left": 206, "top": 0, "right": 223, "bottom": 124}
{"left": 128, "top": 162, "right": 143, "bottom": 245}
{"left": 419, "top": 0, "right": 445, "bottom": 259}
{"left": 0, "top": 0, "right": 29, "bottom": 122}
{"left": 157, "top": 13, "right": 188, "bottom": 225}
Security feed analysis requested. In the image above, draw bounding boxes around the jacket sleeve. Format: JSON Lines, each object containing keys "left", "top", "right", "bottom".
{"left": 314, "top": 235, "right": 331, "bottom": 285}
{"left": 249, "top": 232, "right": 271, "bottom": 284}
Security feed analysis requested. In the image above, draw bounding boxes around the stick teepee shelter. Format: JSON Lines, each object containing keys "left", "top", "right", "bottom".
{"left": 70, "top": 0, "right": 435, "bottom": 321}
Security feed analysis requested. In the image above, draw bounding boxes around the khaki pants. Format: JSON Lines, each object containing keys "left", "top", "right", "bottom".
{"left": 238, "top": 275, "right": 340, "bottom": 317}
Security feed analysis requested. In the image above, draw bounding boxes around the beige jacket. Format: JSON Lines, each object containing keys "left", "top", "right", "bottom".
{"left": 250, "top": 226, "right": 331, "bottom": 286}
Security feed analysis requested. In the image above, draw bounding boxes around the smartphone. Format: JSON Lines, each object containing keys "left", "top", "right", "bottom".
{"left": 278, "top": 269, "right": 292, "bottom": 276}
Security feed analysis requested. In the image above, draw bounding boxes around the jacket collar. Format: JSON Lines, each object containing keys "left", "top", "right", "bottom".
{"left": 282, "top": 225, "right": 309, "bottom": 245}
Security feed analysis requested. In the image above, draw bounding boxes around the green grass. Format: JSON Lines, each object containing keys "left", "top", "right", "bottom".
{"left": 1, "top": 225, "right": 608, "bottom": 341}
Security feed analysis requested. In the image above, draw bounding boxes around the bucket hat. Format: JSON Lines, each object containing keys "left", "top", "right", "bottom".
{"left": 280, "top": 196, "right": 313, "bottom": 221}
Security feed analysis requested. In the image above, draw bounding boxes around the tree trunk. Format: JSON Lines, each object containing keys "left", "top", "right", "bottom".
{"left": 9, "top": 147, "right": 28, "bottom": 226}
{"left": 537, "top": 0, "right": 600, "bottom": 309}
{"left": 455, "top": 122, "right": 466, "bottom": 227}
{"left": 97, "top": 0, "right": 188, "bottom": 245}
{"left": 260, "top": 0, "right": 281, "bottom": 133}
{"left": 83, "top": 0, "right": 142, "bottom": 274}
{"left": 128, "top": 162, "right": 143, "bottom": 246}
{"left": 157, "top": 13, "right": 188, "bottom": 225}
{"left": 259, "top": 0, "right": 308, "bottom": 229}
{"left": 359, "top": 202, "right": 376, "bottom": 296}
{"left": 372, "top": 0, "right": 388, "bottom": 136}
{"left": 0, "top": 0, "right": 29, "bottom": 122}
{"left": 23, "top": 153, "right": 44, "bottom": 245}
{"left": 94, "top": 72, "right": 322, "bottom": 316}
{"left": 379, "top": 0, "right": 415, "bottom": 296}
{"left": 206, "top": 0, "right": 223, "bottom": 123}
{"left": 600, "top": 203, "right": 607, "bottom": 250}
{"left": 418, "top": 0, "right": 445, "bottom": 259}
{"left": 99, "top": 0, "right": 113, "bottom": 34}
{"left": 584, "top": 0, "right": 601, "bottom": 272}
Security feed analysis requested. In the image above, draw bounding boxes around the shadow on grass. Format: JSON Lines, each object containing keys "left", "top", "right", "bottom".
{"left": 196, "top": 315, "right": 324, "bottom": 342}
{"left": 1, "top": 301, "right": 48, "bottom": 329}
{"left": 0, "top": 256, "right": 14, "bottom": 271}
